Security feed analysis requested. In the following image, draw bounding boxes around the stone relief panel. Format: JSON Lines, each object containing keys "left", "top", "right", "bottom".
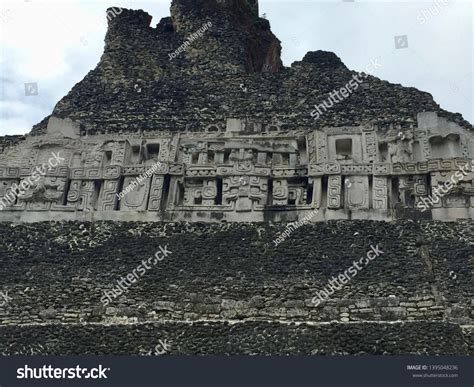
{"left": 315, "top": 131, "right": 328, "bottom": 163}
{"left": 398, "top": 177, "right": 416, "bottom": 208}
{"left": 84, "top": 146, "right": 105, "bottom": 167}
{"left": 388, "top": 139, "right": 413, "bottom": 163}
{"left": 0, "top": 113, "right": 472, "bottom": 220}
{"left": 272, "top": 178, "right": 308, "bottom": 206}
{"left": 373, "top": 177, "right": 388, "bottom": 210}
{"left": 0, "top": 179, "right": 19, "bottom": 209}
{"left": 120, "top": 177, "right": 151, "bottom": 211}
{"left": 148, "top": 175, "right": 165, "bottom": 211}
{"left": 248, "top": 176, "right": 268, "bottom": 208}
{"left": 414, "top": 130, "right": 431, "bottom": 161}
{"left": 222, "top": 176, "right": 268, "bottom": 211}
{"left": 344, "top": 176, "right": 369, "bottom": 210}
{"left": 328, "top": 175, "right": 342, "bottom": 209}
{"left": 413, "top": 175, "right": 428, "bottom": 204}
{"left": 0, "top": 147, "right": 38, "bottom": 168}
{"left": 77, "top": 181, "right": 98, "bottom": 211}
{"left": 66, "top": 180, "right": 82, "bottom": 209}
{"left": 272, "top": 179, "right": 288, "bottom": 206}
{"left": 20, "top": 176, "right": 67, "bottom": 211}
{"left": 183, "top": 178, "right": 217, "bottom": 206}
{"left": 307, "top": 133, "right": 317, "bottom": 164}
{"left": 223, "top": 176, "right": 245, "bottom": 210}
{"left": 99, "top": 180, "right": 119, "bottom": 211}
{"left": 105, "top": 141, "right": 127, "bottom": 166}
{"left": 430, "top": 171, "right": 471, "bottom": 208}
{"left": 310, "top": 177, "right": 322, "bottom": 209}
{"left": 362, "top": 130, "right": 378, "bottom": 163}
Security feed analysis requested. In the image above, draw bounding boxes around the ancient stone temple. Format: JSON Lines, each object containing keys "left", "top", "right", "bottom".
{"left": 0, "top": 1, "right": 472, "bottom": 223}
{"left": 0, "top": 0, "right": 472, "bottom": 356}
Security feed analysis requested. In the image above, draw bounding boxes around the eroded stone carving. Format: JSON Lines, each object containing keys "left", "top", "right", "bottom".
{"left": 0, "top": 113, "right": 472, "bottom": 221}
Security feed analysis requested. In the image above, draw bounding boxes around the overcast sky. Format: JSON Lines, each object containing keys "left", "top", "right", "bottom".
{"left": 0, "top": 0, "right": 472, "bottom": 136}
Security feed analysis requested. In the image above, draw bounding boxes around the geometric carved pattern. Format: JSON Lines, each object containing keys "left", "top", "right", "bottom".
{"left": 77, "top": 181, "right": 96, "bottom": 211}
{"left": 148, "top": 175, "right": 164, "bottom": 211}
{"left": 103, "top": 166, "right": 121, "bottom": 179}
{"left": 413, "top": 175, "right": 427, "bottom": 196}
{"left": 0, "top": 167, "right": 20, "bottom": 178}
{"left": 324, "top": 162, "right": 341, "bottom": 174}
{"left": 0, "top": 120, "right": 472, "bottom": 220}
{"left": 111, "top": 142, "right": 126, "bottom": 165}
{"left": 66, "top": 180, "right": 82, "bottom": 208}
{"left": 315, "top": 131, "right": 328, "bottom": 163}
{"left": 373, "top": 176, "right": 388, "bottom": 210}
{"left": 99, "top": 180, "right": 119, "bottom": 211}
{"left": 307, "top": 132, "right": 317, "bottom": 163}
{"left": 222, "top": 176, "right": 268, "bottom": 211}
{"left": 184, "top": 178, "right": 216, "bottom": 207}
{"left": 373, "top": 163, "right": 390, "bottom": 175}
{"left": 308, "top": 164, "right": 324, "bottom": 176}
{"left": 249, "top": 176, "right": 268, "bottom": 208}
{"left": 340, "top": 164, "right": 373, "bottom": 174}
{"left": 363, "top": 130, "right": 378, "bottom": 162}
{"left": 327, "top": 175, "right": 341, "bottom": 209}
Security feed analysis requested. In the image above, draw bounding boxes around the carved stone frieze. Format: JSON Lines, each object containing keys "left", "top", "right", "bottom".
{"left": 0, "top": 113, "right": 472, "bottom": 220}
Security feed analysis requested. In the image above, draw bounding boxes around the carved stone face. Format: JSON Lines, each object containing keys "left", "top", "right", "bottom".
{"left": 84, "top": 153, "right": 103, "bottom": 167}
{"left": 19, "top": 176, "right": 66, "bottom": 203}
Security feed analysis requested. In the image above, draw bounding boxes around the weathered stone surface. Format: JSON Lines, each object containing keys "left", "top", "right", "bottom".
{"left": 27, "top": 3, "right": 471, "bottom": 135}
{"left": 0, "top": 220, "right": 471, "bottom": 330}
{"left": 0, "top": 0, "right": 472, "bottom": 356}
{"left": 1, "top": 112, "right": 473, "bottom": 222}
{"left": 0, "top": 321, "right": 469, "bottom": 355}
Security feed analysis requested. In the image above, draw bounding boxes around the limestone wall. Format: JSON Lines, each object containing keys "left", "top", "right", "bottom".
{"left": 0, "top": 322, "right": 468, "bottom": 355}
{"left": 0, "top": 220, "right": 472, "bottom": 354}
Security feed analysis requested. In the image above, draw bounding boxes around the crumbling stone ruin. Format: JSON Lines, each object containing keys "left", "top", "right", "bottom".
{"left": 0, "top": 2, "right": 472, "bottom": 222}
{"left": 0, "top": 0, "right": 472, "bottom": 355}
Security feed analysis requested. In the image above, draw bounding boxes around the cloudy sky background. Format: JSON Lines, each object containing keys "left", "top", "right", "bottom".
{"left": 0, "top": 0, "right": 472, "bottom": 136}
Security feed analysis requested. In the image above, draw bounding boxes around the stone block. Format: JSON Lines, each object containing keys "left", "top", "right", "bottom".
{"left": 417, "top": 301, "right": 434, "bottom": 308}
{"left": 221, "top": 299, "right": 237, "bottom": 310}
{"left": 152, "top": 301, "right": 175, "bottom": 311}
{"left": 355, "top": 300, "right": 370, "bottom": 308}
{"left": 286, "top": 308, "right": 308, "bottom": 318}
{"left": 248, "top": 296, "right": 265, "bottom": 309}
